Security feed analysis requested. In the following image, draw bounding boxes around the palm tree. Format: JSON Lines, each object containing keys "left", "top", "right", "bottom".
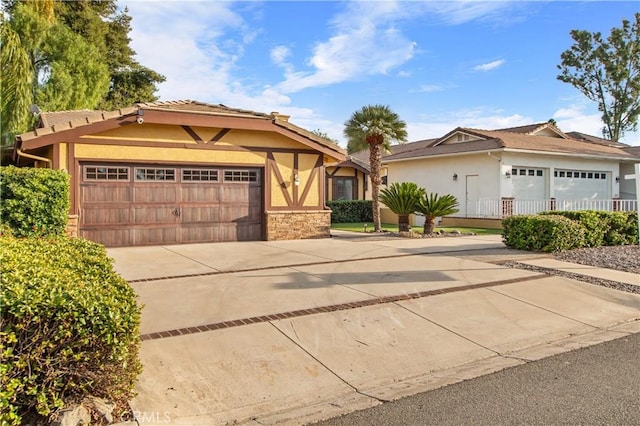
{"left": 415, "top": 193, "right": 460, "bottom": 234}
{"left": 344, "top": 105, "right": 407, "bottom": 232}
{"left": 379, "top": 182, "right": 425, "bottom": 232}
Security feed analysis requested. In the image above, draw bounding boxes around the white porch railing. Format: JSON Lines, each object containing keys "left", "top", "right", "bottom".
{"left": 473, "top": 199, "right": 638, "bottom": 219}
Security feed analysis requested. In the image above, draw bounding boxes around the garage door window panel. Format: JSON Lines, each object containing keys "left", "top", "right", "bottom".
{"left": 224, "top": 170, "right": 259, "bottom": 183}
{"left": 182, "top": 169, "right": 219, "bottom": 182}
{"left": 135, "top": 168, "right": 176, "bottom": 181}
{"left": 84, "top": 166, "right": 129, "bottom": 181}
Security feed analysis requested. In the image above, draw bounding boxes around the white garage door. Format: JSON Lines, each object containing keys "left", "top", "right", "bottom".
{"left": 511, "top": 167, "right": 546, "bottom": 200}
{"left": 553, "top": 169, "right": 609, "bottom": 200}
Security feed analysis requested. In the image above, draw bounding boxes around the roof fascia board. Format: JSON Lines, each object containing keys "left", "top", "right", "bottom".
{"left": 21, "top": 108, "right": 346, "bottom": 162}
{"left": 20, "top": 116, "right": 137, "bottom": 150}
{"left": 501, "top": 148, "right": 636, "bottom": 161}
{"left": 432, "top": 128, "right": 489, "bottom": 147}
{"left": 326, "top": 160, "right": 369, "bottom": 175}
{"left": 270, "top": 124, "right": 345, "bottom": 161}
{"left": 383, "top": 148, "right": 503, "bottom": 163}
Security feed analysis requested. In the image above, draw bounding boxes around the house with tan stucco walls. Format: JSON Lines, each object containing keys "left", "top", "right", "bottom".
{"left": 13, "top": 100, "right": 346, "bottom": 246}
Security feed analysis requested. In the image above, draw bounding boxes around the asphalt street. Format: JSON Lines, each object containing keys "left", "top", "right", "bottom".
{"left": 312, "top": 332, "right": 640, "bottom": 426}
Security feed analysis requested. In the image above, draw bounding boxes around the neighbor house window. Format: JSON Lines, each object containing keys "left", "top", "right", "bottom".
{"left": 556, "top": 169, "right": 607, "bottom": 180}
{"left": 333, "top": 177, "right": 356, "bottom": 200}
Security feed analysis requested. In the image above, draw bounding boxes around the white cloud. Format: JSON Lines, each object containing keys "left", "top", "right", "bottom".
{"left": 473, "top": 59, "right": 506, "bottom": 72}
{"left": 270, "top": 45, "right": 291, "bottom": 66}
{"left": 553, "top": 103, "right": 606, "bottom": 138}
{"left": 408, "top": 108, "right": 532, "bottom": 141}
{"left": 275, "top": 1, "right": 417, "bottom": 93}
{"left": 422, "top": 1, "right": 518, "bottom": 25}
{"left": 418, "top": 84, "right": 445, "bottom": 93}
{"left": 120, "top": 1, "right": 297, "bottom": 115}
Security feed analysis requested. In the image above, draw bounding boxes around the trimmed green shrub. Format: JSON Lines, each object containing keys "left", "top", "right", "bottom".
{"left": 539, "top": 210, "right": 604, "bottom": 247}
{"left": 327, "top": 200, "right": 373, "bottom": 223}
{"left": 540, "top": 210, "right": 638, "bottom": 246}
{"left": 0, "top": 166, "right": 70, "bottom": 237}
{"left": 601, "top": 211, "right": 638, "bottom": 245}
{"left": 0, "top": 235, "right": 142, "bottom": 424}
{"left": 502, "top": 214, "right": 586, "bottom": 252}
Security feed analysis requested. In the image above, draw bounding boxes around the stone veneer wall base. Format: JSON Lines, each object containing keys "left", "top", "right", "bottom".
{"left": 265, "top": 210, "right": 331, "bottom": 241}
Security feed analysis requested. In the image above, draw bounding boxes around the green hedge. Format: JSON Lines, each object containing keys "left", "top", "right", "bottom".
{"left": 540, "top": 210, "right": 638, "bottom": 246}
{"left": 502, "top": 214, "right": 586, "bottom": 252}
{"left": 0, "top": 236, "right": 142, "bottom": 424}
{"left": 327, "top": 200, "right": 373, "bottom": 223}
{"left": 0, "top": 166, "right": 70, "bottom": 237}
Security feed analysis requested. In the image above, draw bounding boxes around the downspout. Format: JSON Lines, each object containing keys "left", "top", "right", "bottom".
{"left": 16, "top": 149, "right": 52, "bottom": 168}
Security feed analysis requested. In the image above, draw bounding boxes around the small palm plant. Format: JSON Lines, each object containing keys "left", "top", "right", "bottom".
{"left": 379, "top": 182, "right": 425, "bottom": 232}
{"left": 415, "top": 193, "right": 460, "bottom": 234}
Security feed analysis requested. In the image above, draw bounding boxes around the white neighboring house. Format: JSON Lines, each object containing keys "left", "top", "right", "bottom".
{"left": 381, "top": 122, "right": 639, "bottom": 227}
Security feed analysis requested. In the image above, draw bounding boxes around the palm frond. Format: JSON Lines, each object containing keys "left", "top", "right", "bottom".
{"left": 379, "top": 182, "right": 425, "bottom": 215}
{"left": 415, "top": 193, "right": 460, "bottom": 218}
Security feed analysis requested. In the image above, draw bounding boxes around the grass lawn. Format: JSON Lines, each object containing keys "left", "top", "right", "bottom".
{"left": 331, "top": 222, "right": 503, "bottom": 235}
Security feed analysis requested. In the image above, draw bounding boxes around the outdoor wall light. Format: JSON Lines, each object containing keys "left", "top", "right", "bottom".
{"left": 505, "top": 171, "right": 511, "bottom": 178}
{"left": 293, "top": 173, "right": 300, "bottom": 186}
{"left": 453, "top": 173, "right": 458, "bottom": 181}
{"left": 615, "top": 176, "right": 620, "bottom": 183}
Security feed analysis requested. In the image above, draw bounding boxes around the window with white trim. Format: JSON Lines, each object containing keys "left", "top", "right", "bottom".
{"left": 554, "top": 169, "right": 608, "bottom": 180}
{"left": 512, "top": 168, "right": 544, "bottom": 177}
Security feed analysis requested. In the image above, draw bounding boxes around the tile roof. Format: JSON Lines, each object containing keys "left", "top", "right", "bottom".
{"left": 566, "top": 131, "right": 630, "bottom": 148}
{"left": 327, "top": 155, "right": 371, "bottom": 173}
{"left": 383, "top": 126, "right": 638, "bottom": 162}
{"left": 136, "top": 100, "right": 271, "bottom": 118}
{"left": 494, "top": 122, "right": 550, "bottom": 134}
{"left": 348, "top": 138, "right": 439, "bottom": 165}
{"left": 623, "top": 145, "right": 640, "bottom": 156}
{"left": 18, "top": 100, "right": 345, "bottom": 157}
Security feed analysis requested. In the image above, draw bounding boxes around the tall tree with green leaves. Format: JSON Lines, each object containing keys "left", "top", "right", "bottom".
{"left": 310, "top": 129, "right": 339, "bottom": 144}
{"left": 1, "top": 0, "right": 109, "bottom": 146}
{"left": 557, "top": 13, "right": 640, "bottom": 142}
{"left": 53, "top": 0, "right": 165, "bottom": 110}
{"left": 0, "top": 0, "right": 165, "bottom": 148}
{"left": 344, "top": 105, "right": 407, "bottom": 232}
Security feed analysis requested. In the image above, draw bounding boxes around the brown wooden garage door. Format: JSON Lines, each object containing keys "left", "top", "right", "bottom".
{"left": 79, "top": 164, "right": 263, "bottom": 247}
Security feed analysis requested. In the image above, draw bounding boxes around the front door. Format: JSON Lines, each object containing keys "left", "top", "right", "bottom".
{"left": 465, "top": 175, "right": 479, "bottom": 217}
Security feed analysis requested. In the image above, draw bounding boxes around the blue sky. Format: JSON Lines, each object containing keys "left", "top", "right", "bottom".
{"left": 120, "top": 1, "right": 640, "bottom": 147}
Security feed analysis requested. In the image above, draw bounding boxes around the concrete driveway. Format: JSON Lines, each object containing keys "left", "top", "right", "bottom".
{"left": 107, "top": 233, "right": 640, "bottom": 425}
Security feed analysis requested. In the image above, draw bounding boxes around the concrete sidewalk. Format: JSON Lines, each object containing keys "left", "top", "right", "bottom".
{"left": 107, "top": 234, "right": 640, "bottom": 425}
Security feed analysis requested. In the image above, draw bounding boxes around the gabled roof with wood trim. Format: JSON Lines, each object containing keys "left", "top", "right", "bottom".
{"left": 348, "top": 137, "right": 439, "bottom": 166}
{"left": 326, "top": 155, "right": 371, "bottom": 174}
{"left": 383, "top": 125, "right": 639, "bottom": 163}
{"left": 17, "top": 100, "right": 346, "bottom": 160}
{"left": 566, "top": 131, "right": 631, "bottom": 148}
{"left": 494, "top": 122, "right": 570, "bottom": 139}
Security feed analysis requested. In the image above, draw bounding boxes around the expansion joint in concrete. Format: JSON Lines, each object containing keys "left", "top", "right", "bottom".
{"left": 268, "top": 321, "right": 390, "bottom": 404}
